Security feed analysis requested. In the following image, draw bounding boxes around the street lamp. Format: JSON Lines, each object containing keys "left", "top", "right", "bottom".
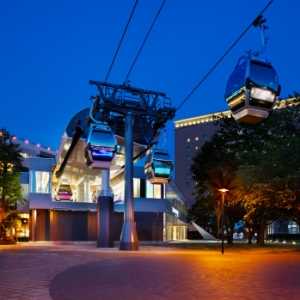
{"left": 219, "top": 188, "right": 228, "bottom": 254}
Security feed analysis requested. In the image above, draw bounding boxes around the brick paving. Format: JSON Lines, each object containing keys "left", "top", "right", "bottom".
{"left": 0, "top": 243, "right": 300, "bottom": 299}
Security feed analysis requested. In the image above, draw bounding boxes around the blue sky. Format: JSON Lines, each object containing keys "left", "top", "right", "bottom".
{"left": 1, "top": 0, "right": 299, "bottom": 161}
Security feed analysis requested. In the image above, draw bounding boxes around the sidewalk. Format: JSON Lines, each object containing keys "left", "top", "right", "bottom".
{"left": 0, "top": 243, "right": 300, "bottom": 299}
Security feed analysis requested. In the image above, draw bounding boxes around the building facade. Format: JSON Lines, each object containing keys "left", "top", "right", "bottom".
{"left": 174, "top": 110, "right": 231, "bottom": 209}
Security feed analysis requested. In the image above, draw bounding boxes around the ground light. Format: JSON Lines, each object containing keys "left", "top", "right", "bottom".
{"left": 219, "top": 188, "right": 229, "bottom": 254}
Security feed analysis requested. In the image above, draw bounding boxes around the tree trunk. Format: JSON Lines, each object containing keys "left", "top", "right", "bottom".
{"left": 247, "top": 225, "right": 253, "bottom": 244}
{"left": 227, "top": 218, "right": 234, "bottom": 245}
{"left": 258, "top": 214, "right": 266, "bottom": 246}
{"left": 256, "top": 223, "right": 260, "bottom": 244}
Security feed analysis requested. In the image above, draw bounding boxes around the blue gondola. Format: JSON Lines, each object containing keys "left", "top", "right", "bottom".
{"left": 84, "top": 123, "right": 117, "bottom": 169}
{"left": 225, "top": 58, "right": 280, "bottom": 123}
{"left": 144, "top": 148, "right": 173, "bottom": 184}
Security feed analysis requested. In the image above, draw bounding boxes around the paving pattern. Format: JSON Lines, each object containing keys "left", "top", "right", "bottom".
{"left": 0, "top": 244, "right": 300, "bottom": 299}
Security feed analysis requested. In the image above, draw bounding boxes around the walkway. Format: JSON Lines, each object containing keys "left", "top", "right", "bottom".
{"left": 0, "top": 243, "right": 299, "bottom": 299}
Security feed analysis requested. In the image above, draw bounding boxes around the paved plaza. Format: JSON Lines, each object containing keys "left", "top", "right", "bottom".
{"left": 0, "top": 243, "right": 300, "bottom": 299}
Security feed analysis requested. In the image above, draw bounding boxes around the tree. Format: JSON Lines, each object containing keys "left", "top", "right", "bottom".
{"left": 215, "top": 96, "right": 300, "bottom": 245}
{"left": 0, "top": 127, "right": 25, "bottom": 241}
{"left": 190, "top": 95, "right": 300, "bottom": 245}
{"left": 189, "top": 132, "right": 244, "bottom": 243}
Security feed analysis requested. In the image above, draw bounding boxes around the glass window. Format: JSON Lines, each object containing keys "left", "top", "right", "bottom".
{"left": 203, "top": 135, "right": 208, "bottom": 140}
{"left": 186, "top": 173, "right": 190, "bottom": 178}
{"left": 133, "top": 178, "right": 140, "bottom": 197}
{"left": 225, "top": 61, "right": 247, "bottom": 100}
{"left": 186, "top": 155, "right": 190, "bottom": 160}
{"left": 146, "top": 181, "right": 161, "bottom": 199}
{"left": 187, "top": 182, "right": 191, "bottom": 187}
{"left": 195, "top": 137, "right": 199, "bottom": 141}
{"left": 187, "top": 164, "right": 190, "bottom": 170}
{"left": 89, "top": 129, "right": 115, "bottom": 149}
{"left": 250, "top": 60, "right": 279, "bottom": 92}
{"left": 146, "top": 181, "right": 153, "bottom": 198}
{"left": 186, "top": 147, "right": 190, "bottom": 151}
{"left": 153, "top": 184, "right": 161, "bottom": 199}
{"left": 113, "top": 181, "right": 125, "bottom": 204}
{"left": 195, "top": 146, "right": 199, "bottom": 150}
{"left": 187, "top": 138, "right": 190, "bottom": 142}
{"left": 30, "top": 171, "right": 51, "bottom": 193}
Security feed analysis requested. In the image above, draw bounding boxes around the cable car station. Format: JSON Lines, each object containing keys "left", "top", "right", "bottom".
{"left": 15, "top": 83, "right": 187, "bottom": 248}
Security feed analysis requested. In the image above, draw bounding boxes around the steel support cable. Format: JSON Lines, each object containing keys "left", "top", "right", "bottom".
{"left": 105, "top": 0, "right": 139, "bottom": 83}
{"left": 125, "top": 0, "right": 166, "bottom": 81}
{"left": 176, "top": 0, "right": 274, "bottom": 112}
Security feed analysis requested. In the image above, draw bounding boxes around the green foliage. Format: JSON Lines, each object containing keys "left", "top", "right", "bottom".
{"left": 0, "top": 127, "right": 25, "bottom": 239}
{"left": 189, "top": 96, "right": 300, "bottom": 244}
{"left": 0, "top": 128, "right": 25, "bottom": 240}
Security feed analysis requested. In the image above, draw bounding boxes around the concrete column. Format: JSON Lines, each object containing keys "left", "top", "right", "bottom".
{"left": 97, "top": 169, "right": 114, "bottom": 248}
{"left": 84, "top": 175, "right": 91, "bottom": 202}
{"left": 31, "top": 209, "right": 37, "bottom": 242}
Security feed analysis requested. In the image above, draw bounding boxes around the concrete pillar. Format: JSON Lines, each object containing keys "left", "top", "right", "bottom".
{"left": 84, "top": 175, "right": 91, "bottom": 202}
{"left": 97, "top": 169, "right": 114, "bottom": 247}
{"left": 31, "top": 209, "right": 37, "bottom": 242}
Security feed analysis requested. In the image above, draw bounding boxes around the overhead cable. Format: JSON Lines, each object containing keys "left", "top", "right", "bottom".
{"left": 105, "top": 0, "right": 139, "bottom": 83}
{"left": 125, "top": 0, "right": 166, "bottom": 81}
{"left": 176, "top": 0, "right": 274, "bottom": 112}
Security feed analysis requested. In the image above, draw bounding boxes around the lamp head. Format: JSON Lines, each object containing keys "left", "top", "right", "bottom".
{"left": 219, "top": 188, "right": 229, "bottom": 193}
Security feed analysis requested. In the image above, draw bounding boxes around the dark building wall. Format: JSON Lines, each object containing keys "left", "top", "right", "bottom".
{"left": 36, "top": 210, "right": 50, "bottom": 241}
{"left": 114, "top": 212, "right": 163, "bottom": 241}
{"left": 87, "top": 212, "right": 97, "bottom": 240}
{"left": 174, "top": 121, "right": 217, "bottom": 208}
{"left": 33, "top": 210, "right": 163, "bottom": 242}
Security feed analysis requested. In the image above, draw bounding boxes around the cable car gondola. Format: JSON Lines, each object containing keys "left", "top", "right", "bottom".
{"left": 144, "top": 148, "right": 173, "bottom": 184}
{"left": 225, "top": 58, "right": 280, "bottom": 123}
{"left": 54, "top": 182, "right": 73, "bottom": 201}
{"left": 84, "top": 123, "right": 117, "bottom": 169}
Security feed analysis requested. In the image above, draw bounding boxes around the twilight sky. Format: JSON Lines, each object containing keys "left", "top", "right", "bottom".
{"left": 1, "top": 0, "right": 299, "bottom": 161}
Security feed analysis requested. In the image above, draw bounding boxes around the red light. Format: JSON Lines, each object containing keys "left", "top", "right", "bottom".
{"left": 0, "top": 132, "right": 2, "bottom": 136}
{"left": 12, "top": 136, "right": 17, "bottom": 140}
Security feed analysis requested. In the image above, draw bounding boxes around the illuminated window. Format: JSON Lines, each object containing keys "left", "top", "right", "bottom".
{"left": 30, "top": 171, "right": 51, "bottom": 193}
{"left": 146, "top": 181, "right": 162, "bottom": 199}
{"left": 20, "top": 152, "right": 30, "bottom": 158}
{"left": 0, "top": 162, "right": 13, "bottom": 172}
{"left": 153, "top": 184, "right": 161, "bottom": 199}
{"left": 195, "top": 137, "right": 199, "bottom": 141}
{"left": 146, "top": 181, "right": 153, "bottom": 198}
{"left": 113, "top": 181, "right": 125, "bottom": 203}
{"left": 187, "top": 138, "right": 190, "bottom": 142}
{"left": 133, "top": 178, "right": 140, "bottom": 197}
{"left": 195, "top": 146, "right": 199, "bottom": 150}
{"left": 186, "top": 146, "right": 190, "bottom": 151}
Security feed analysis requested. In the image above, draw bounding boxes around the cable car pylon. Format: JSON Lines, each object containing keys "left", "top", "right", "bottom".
{"left": 87, "top": 80, "right": 175, "bottom": 250}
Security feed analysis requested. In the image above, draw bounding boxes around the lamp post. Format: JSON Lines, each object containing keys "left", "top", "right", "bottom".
{"left": 219, "top": 188, "right": 228, "bottom": 254}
